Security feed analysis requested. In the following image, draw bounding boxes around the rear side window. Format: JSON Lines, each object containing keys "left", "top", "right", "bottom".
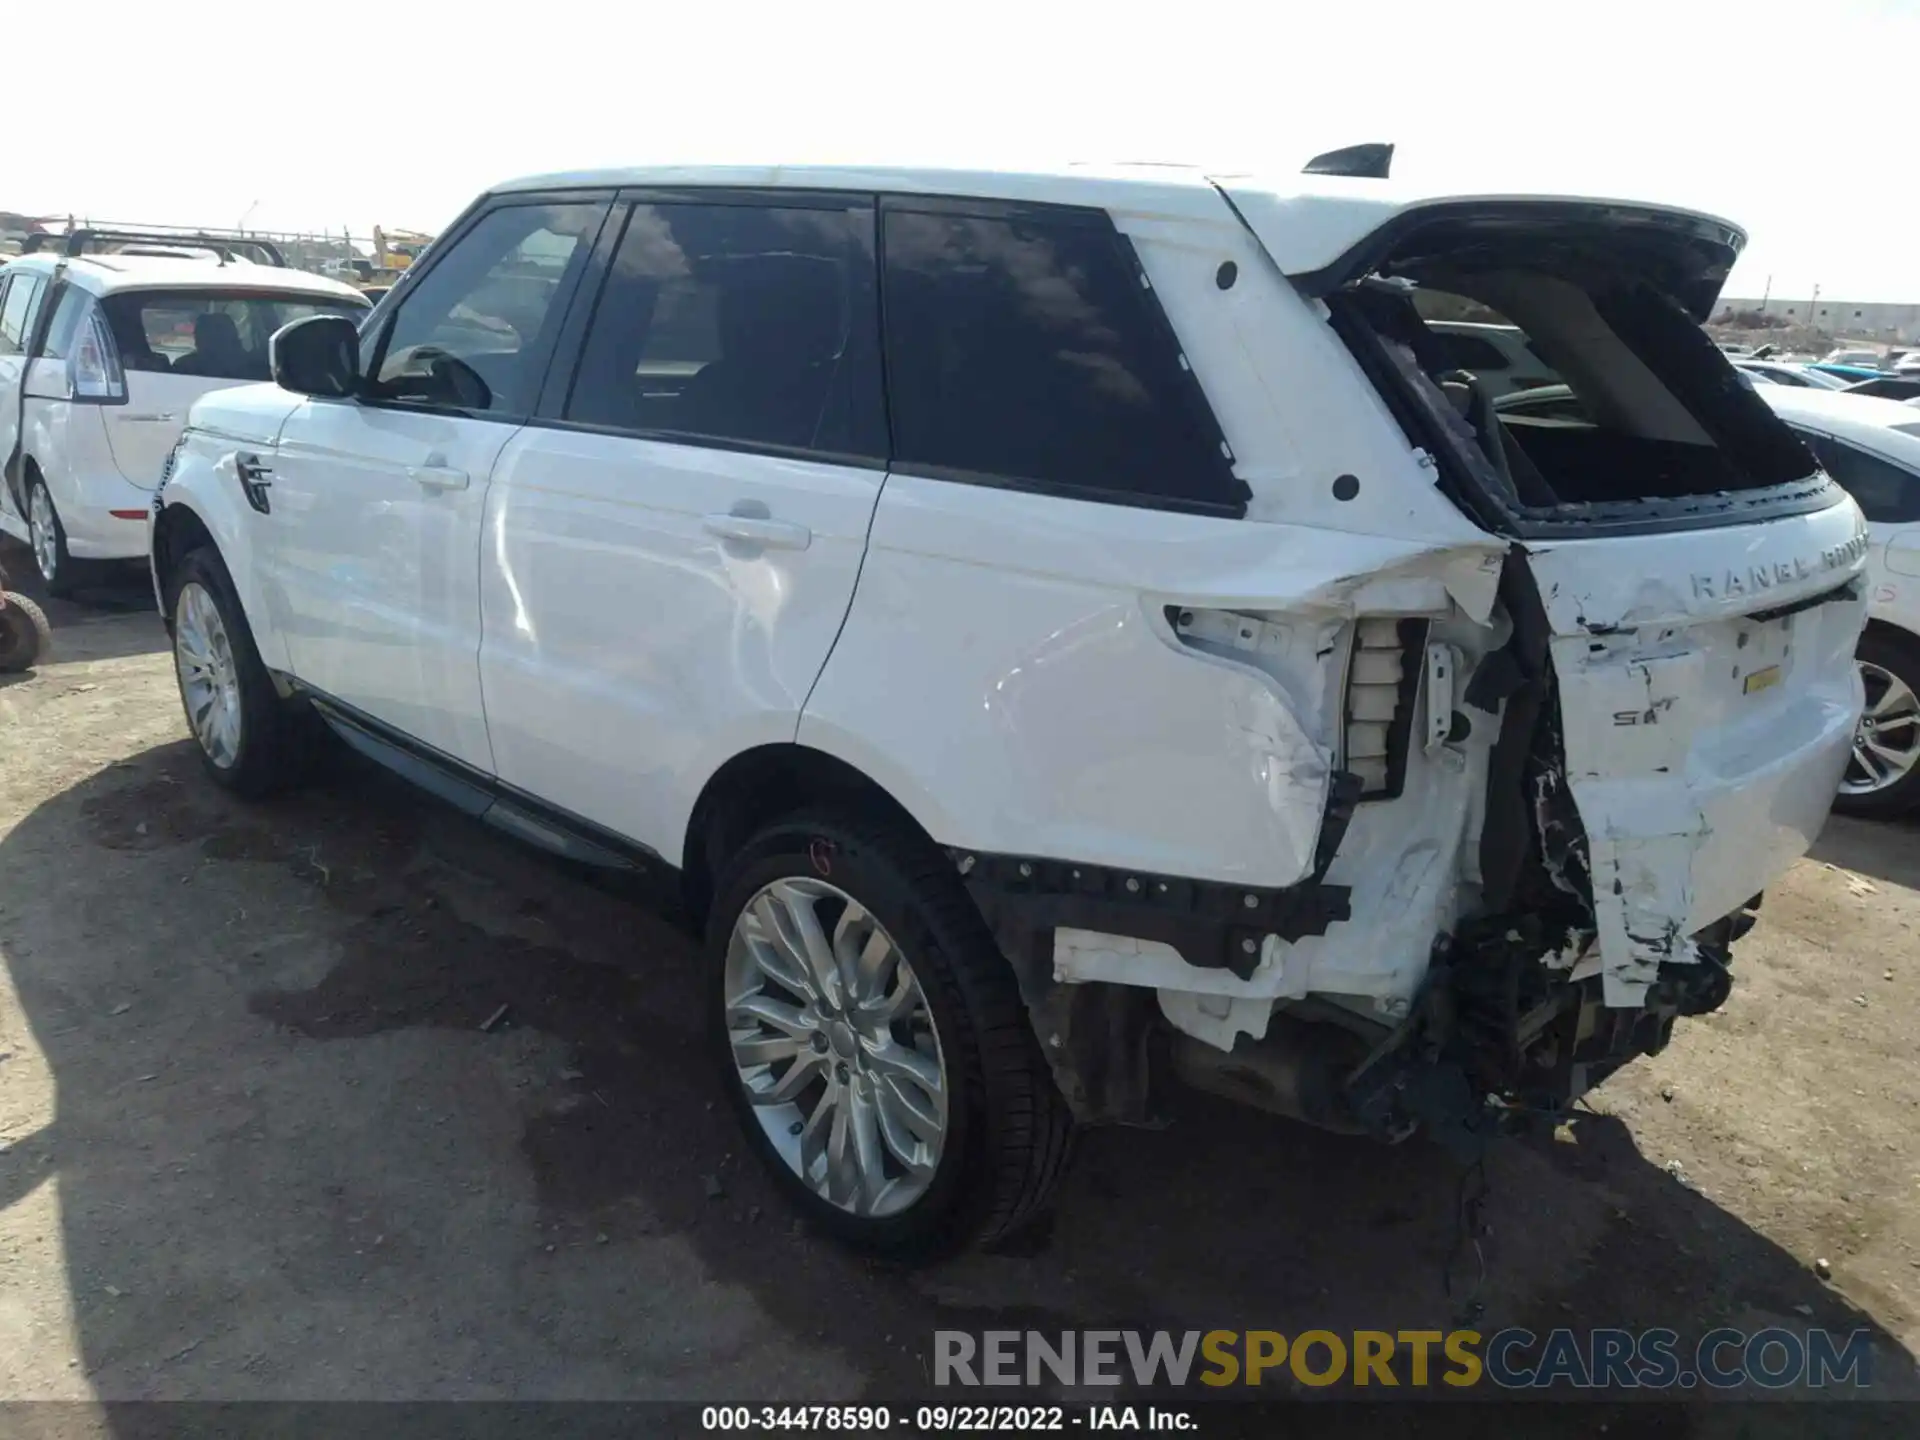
{"left": 1799, "top": 433, "right": 1920, "bottom": 522}
{"left": 371, "top": 202, "right": 603, "bottom": 415}
{"left": 99, "top": 290, "right": 368, "bottom": 379}
{"left": 880, "top": 205, "right": 1241, "bottom": 512}
{"left": 0, "top": 273, "right": 45, "bottom": 356}
{"left": 565, "top": 200, "right": 883, "bottom": 458}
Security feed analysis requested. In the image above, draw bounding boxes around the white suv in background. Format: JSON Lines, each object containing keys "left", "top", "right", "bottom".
{"left": 0, "top": 248, "right": 366, "bottom": 595}
{"left": 1756, "top": 385, "right": 1920, "bottom": 815}
{"left": 151, "top": 160, "right": 1868, "bottom": 1255}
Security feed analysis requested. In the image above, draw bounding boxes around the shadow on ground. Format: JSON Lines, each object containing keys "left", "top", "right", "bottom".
{"left": 0, "top": 738, "right": 1913, "bottom": 1426}
{"left": 1, "top": 539, "right": 166, "bottom": 668}
{"left": 1813, "top": 812, "right": 1920, "bottom": 891}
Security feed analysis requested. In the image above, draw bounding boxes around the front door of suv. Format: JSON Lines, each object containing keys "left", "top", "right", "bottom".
{"left": 262, "top": 197, "right": 609, "bottom": 771}
{"left": 476, "top": 194, "right": 888, "bottom": 858}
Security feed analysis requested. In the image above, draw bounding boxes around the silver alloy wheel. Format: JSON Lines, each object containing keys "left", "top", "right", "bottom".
{"left": 724, "top": 877, "right": 948, "bottom": 1218}
{"left": 1843, "top": 659, "right": 1920, "bottom": 796}
{"left": 174, "top": 581, "right": 243, "bottom": 769}
{"left": 28, "top": 485, "right": 58, "bottom": 584}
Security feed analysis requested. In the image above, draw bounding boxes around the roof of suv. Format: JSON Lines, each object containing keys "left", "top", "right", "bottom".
{"left": 488, "top": 162, "right": 1749, "bottom": 279}
{"left": 0, "top": 250, "right": 366, "bottom": 301}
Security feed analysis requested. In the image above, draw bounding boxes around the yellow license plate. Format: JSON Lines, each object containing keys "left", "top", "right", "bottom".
{"left": 1743, "top": 664, "right": 1782, "bottom": 696}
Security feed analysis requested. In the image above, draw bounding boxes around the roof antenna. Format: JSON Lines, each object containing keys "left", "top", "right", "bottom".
{"left": 1303, "top": 142, "right": 1394, "bottom": 179}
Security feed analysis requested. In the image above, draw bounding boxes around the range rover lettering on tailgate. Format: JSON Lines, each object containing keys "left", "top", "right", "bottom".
{"left": 148, "top": 151, "right": 1870, "bottom": 1256}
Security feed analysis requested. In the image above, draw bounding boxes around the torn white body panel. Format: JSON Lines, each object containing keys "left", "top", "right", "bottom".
{"left": 1057, "top": 603, "right": 1503, "bottom": 1052}
{"left": 1528, "top": 506, "right": 1870, "bottom": 1004}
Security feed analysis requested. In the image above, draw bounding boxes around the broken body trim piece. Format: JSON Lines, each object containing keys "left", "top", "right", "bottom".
{"left": 1525, "top": 499, "right": 1870, "bottom": 1005}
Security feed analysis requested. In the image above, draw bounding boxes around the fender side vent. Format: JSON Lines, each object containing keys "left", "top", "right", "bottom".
{"left": 1347, "top": 618, "right": 1429, "bottom": 800}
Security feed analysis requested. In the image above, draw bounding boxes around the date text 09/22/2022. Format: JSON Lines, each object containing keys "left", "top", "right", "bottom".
{"left": 701, "top": 1407, "right": 1193, "bottom": 1432}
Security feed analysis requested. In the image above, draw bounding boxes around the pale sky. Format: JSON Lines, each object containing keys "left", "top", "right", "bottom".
{"left": 11, "top": 0, "right": 1916, "bottom": 301}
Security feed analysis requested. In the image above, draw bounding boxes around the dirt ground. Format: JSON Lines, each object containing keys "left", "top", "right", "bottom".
{"left": 1, "top": 546, "right": 1917, "bottom": 1431}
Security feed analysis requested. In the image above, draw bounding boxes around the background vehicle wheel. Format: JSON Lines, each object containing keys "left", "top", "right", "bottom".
{"left": 0, "top": 591, "right": 52, "bottom": 672}
{"left": 27, "top": 479, "right": 87, "bottom": 599}
{"left": 165, "top": 546, "right": 315, "bottom": 797}
{"left": 708, "top": 811, "right": 1074, "bottom": 1258}
{"left": 1835, "top": 631, "right": 1920, "bottom": 819}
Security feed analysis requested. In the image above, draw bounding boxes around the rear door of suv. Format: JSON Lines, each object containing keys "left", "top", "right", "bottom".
{"left": 476, "top": 190, "right": 889, "bottom": 859}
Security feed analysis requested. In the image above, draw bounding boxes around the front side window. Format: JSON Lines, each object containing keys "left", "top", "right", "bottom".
{"left": 99, "top": 290, "right": 369, "bottom": 379}
{"left": 371, "top": 202, "right": 603, "bottom": 415}
{"left": 565, "top": 200, "right": 883, "bottom": 457}
{"left": 880, "top": 206, "right": 1239, "bottom": 510}
{"left": 1798, "top": 432, "right": 1920, "bottom": 523}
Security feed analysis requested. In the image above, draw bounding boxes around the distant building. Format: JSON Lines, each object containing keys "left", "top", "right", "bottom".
{"left": 1714, "top": 298, "right": 1920, "bottom": 344}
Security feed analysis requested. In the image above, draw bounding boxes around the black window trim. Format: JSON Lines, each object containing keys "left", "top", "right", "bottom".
{"left": 515, "top": 185, "right": 1250, "bottom": 515}
{"left": 355, "top": 189, "right": 617, "bottom": 426}
{"left": 876, "top": 193, "right": 1249, "bottom": 518}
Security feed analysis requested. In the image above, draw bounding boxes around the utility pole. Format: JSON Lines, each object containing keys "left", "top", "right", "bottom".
{"left": 1760, "top": 274, "right": 1772, "bottom": 312}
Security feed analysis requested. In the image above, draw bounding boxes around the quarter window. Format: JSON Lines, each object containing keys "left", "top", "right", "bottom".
{"left": 37, "top": 285, "right": 91, "bottom": 361}
{"left": 565, "top": 200, "right": 883, "bottom": 458}
{"left": 371, "top": 202, "right": 603, "bottom": 415}
{"left": 879, "top": 206, "right": 1238, "bottom": 510}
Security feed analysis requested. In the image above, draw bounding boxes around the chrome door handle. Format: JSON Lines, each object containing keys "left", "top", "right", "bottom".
{"left": 121, "top": 412, "right": 178, "bottom": 423}
{"left": 702, "top": 513, "right": 812, "bottom": 550}
{"left": 408, "top": 465, "right": 469, "bottom": 491}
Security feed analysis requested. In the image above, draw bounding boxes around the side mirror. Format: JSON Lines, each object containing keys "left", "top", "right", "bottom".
{"left": 270, "top": 314, "right": 362, "bottom": 398}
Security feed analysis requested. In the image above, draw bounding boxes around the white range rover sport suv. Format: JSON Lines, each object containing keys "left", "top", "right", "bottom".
{"left": 150, "top": 152, "right": 1870, "bottom": 1255}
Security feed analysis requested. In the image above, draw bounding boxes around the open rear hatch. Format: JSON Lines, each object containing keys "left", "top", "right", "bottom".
{"left": 1227, "top": 183, "right": 1870, "bottom": 1107}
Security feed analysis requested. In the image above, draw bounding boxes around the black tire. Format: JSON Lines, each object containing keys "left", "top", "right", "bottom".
{"left": 707, "top": 810, "right": 1075, "bottom": 1259}
{"left": 1834, "top": 630, "right": 1920, "bottom": 819}
{"left": 0, "top": 591, "right": 52, "bottom": 672}
{"left": 163, "top": 546, "right": 315, "bottom": 797}
{"left": 27, "top": 478, "right": 95, "bottom": 600}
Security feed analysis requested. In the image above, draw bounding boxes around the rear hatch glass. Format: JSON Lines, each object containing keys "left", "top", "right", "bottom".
{"left": 100, "top": 289, "right": 366, "bottom": 383}
{"left": 1222, "top": 196, "right": 1838, "bottom": 539}
{"left": 96, "top": 288, "right": 366, "bottom": 487}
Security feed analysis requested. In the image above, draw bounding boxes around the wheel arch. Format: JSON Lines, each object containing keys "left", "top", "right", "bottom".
{"left": 681, "top": 742, "right": 952, "bottom": 930}
{"left": 1862, "top": 616, "right": 1920, "bottom": 657}
{"left": 151, "top": 500, "right": 220, "bottom": 618}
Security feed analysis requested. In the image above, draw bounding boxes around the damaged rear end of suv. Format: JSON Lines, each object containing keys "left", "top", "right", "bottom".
{"left": 1136, "top": 170, "right": 1869, "bottom": 1148}
{"left": 918, "top": 160, "right": 1870, "bottom": 1185}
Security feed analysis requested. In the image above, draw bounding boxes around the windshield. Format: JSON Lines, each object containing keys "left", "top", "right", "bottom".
{"left": 100, "top": 289, "right": 368, "bottom": 381}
